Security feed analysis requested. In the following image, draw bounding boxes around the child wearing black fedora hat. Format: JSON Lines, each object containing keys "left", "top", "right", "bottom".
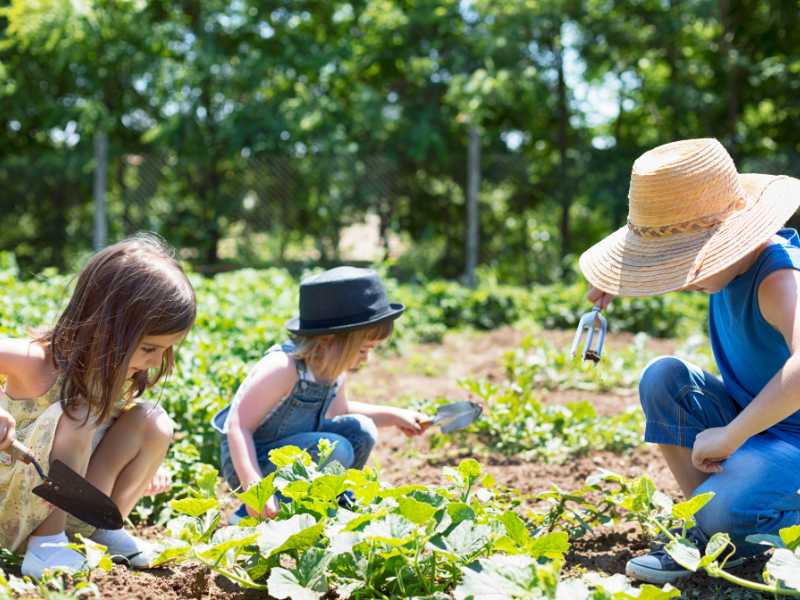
{"left": 212, "top": 266, "right": 430, "bottom": 522}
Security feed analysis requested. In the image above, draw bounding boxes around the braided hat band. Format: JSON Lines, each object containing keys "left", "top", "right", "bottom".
{"left": 579, "top": 138, "right": 800, "bottom": 296}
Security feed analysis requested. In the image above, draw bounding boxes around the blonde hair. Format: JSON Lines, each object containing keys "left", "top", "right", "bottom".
{"left": 292, "top": 320, "right": 394, "bottom": 381}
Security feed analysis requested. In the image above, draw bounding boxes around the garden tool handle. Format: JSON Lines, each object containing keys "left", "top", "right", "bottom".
{"left": 6, "top": 439, "right": 47, "bottom": 480}
{"left": 415, "top": 415, "right": 436, "bottom": 430}
{"left": 7, "top": 439, "right": 36, "bottom": 465}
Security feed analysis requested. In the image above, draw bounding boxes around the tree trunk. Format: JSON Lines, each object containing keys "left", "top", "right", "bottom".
{"left": 118, "top": 157, "right": 131, "bottom": 235}
{"left": 554, "top": 25, "right": 571, "bottom": 266}
{"left": 664, "top": 0, "right": 681, "bottom": 140}
{"left": 719, "top": 0, "right": 741, "bottom": 160}
{"left": 465, "top": 126, "right": 480, "bottom": 288}
{"left": 93, "top": 130, "right": 108, "bottom": 250}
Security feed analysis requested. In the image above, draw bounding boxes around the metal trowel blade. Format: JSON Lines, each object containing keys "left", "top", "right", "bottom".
{"left": 435, "top": 401, "right": 483, "bottom": 433}
{"left": 32, "top": 460, "right": 124, "bottom": 530}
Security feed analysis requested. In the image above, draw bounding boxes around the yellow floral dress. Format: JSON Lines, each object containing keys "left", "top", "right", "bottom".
{"left": 0, "top": 384, "right": 122, "bottom": 551}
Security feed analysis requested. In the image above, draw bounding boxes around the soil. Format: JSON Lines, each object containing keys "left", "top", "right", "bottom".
{"left": 14, "top": 328, "right": 779, "bottom": 599}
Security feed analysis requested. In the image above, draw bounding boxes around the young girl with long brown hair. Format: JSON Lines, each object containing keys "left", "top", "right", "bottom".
{"left": 0, "top": 234, "right": 196, "bottom": 578}
{"left": 212, "top": 266, "right": 430, "bottom": 521}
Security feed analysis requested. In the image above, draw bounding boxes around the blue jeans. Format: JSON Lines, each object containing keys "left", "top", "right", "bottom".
{"left": 639, "top": 356, "right": 800, "bottom": 554}
{"left": 219, "top": 413, "right": 378, "bottom": 491}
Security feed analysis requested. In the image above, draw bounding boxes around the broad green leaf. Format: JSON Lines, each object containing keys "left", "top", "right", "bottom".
{"left": 500, "top": 512, "right": 529, "bottom": 547}
{"left": 447, "top": 502, "right": 476, "bottom": 527}
{"left": 267, "top": 568, "right": 323, "bottom": 600}
{"left": 380, "top": 484, "right": 428, "bottom": 499}
{"left": 270, "top": 446, "right": 312, "bottom": 468}
{"left": 665, "top": 539, "right": 701, "bottom": 572}
{"left": 442, "top": 520, "right": 491, "bottom": 557}
{"left": 583, "top": 573, "right": 679, "bottom": 598}
{"left": 309, "top": 473, "right": 347, "bottom": 502}
{"left": 454, "top": 555, "right": 538, "bottom": 600}
{"left": 199, "top": 527, "right": 259, "bottom": 563}
{"left": 615, "top": 585, "right": 681, "bottom": 599}
{"left": 780, "top": 525, "right": 800, "bottom": 551}
{"left": 343, "top": 510, "right": 387, "bottom": 533}
{"left": 765, "top": 548, "right": 800, "bottom": 589}
{"left": 329, "top": 531, "right": 361, "bottom": 555}
{"left": 282, "top": 480, "right": 311, "bottom": 501}
{"left": 629, "top": 586, "right": 681, "bottom": 599}
{"left": 152, "top": 544, "right": 191, "bottom": 567}
{"left": 620, "top": 480, "right": 653, "bottom": 513}
{"left": 193, "top": 464, "right": 219, "bottom": 497}
{"left": 237, "top": 473, "right": 276, "bottom": 513}
{"left": 527, "top": 531, "right": 570, "bottom": 560}
{"left": 362, "top": 514, "right": 417, "bottom": 545}
{"left": 671, "top": 492, "right": 714, "bottom": 521}
{"left": 256, "top": 514, "right": 323, "bottom": 558}
{"left": 169, "top": 497, "right": 218, "bottom": 518}
{"left": 397, "top": 495, "right": 438, "bottom": 525}
{"left": 71, "top": 535, "right": 112, "bottom": 572}
{"left": 295, "top": 547, "right": 333, "bottom": 587}
{"left": 697, "top": 533, "right": 731, "bottom": 568}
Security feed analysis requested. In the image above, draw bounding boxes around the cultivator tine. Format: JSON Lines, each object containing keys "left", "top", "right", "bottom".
{"left": 570, "top": 303, "right": 607, "bottom": 363}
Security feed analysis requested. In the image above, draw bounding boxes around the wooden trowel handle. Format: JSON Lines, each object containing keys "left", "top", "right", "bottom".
{"left": 7, "top": 439, "right": 36, "bottom": 465}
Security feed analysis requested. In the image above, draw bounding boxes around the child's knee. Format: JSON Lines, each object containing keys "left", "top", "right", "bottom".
{"left": 347, "top": 414, "right": 378, "bottom": 450}
{"left": 131, "top": 402, "right": 174, "bottom": 447}
{"left": 639, "top": 356, "right": 691, "bottom": 414}
{"left": 695, "top": 491, "right": 746, "bottom": 538}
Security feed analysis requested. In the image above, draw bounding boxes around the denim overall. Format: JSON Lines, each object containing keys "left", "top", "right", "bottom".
{"left": 639, "top": 230, "right": 800, "bottom": 554}
{"left": 211, "top": 342, "right": 378, "bottom": 491}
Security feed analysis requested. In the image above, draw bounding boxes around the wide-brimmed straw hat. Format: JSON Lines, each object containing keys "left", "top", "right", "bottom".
{"left": 286, "top": 266, "right": 405, "bottom": 336}
{"left": 579, "top": 138, "right": 800, "bottom": 296}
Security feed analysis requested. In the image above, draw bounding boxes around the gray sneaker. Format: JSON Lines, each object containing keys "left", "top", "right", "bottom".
{"left": 626, "top": 527, "right": 749, "bottom": 584}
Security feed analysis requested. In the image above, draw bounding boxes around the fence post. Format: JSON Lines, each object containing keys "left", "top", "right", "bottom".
{"left": 93, "top": 130, "right": 108, "bottom": 250}
{"left": 465, "top": 125, "right": 480, "bottom": 288}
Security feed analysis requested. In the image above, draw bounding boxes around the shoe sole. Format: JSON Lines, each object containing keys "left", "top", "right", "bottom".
{"left": 626, "top": 556, "right": 749, "bottom": 585}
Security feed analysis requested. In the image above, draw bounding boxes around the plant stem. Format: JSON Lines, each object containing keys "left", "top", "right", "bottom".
{"left": 213, "top": 566, "right": 267, "bottom": 590}
{"left": 707, "top": 566, "right": 800, "bottom": 596}
{"left": 414, "top": 535, "right": 431, "bottom": 594}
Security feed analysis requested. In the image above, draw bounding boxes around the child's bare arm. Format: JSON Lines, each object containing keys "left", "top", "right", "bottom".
{"left": 692, "top": 269, "right": 800, "bottom": 471}
{"left": 0, "top": 339, "right": 51, "bottom": 450}
{"left": 331, "top": 383, "right": 427, "bottom": 436}
{"left": 226, "top": 353, "right": 296, "bottom": 490}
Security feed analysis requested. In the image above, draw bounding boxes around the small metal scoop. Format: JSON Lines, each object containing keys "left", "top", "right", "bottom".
{"left": 7, "top": 440, "right": 124, "bottom": 530}
{"left": 570, "top": 303, "right": 607, "bottom": 363}
{"left": 420, "top": 401, "right": 483, "bottom": 433}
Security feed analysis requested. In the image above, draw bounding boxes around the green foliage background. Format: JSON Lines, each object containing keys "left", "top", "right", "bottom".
{"left": 2, "top": 1, "right": 798, "bottom": 281}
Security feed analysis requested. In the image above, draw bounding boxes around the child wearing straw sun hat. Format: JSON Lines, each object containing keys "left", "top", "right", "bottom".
{"left": 212, "top": 266, "right": 431, "bottom": 523}
{"left": 579, "top": 138, "right": 800, "bottom": 584}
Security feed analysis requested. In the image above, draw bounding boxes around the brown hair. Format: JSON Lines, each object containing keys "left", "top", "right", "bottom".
{"left": 38, "top": 233, "right": 196, "bottom": 424}
{"left": 292, "top": 319, "right": 394, "bottom": 381}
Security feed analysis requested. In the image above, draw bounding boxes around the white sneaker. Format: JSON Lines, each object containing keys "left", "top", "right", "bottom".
{"left": 21, "top": 546, "right": 86, "bottom": 580}
{"left": 90, "top": 528, "right": 157, "bottom": 569}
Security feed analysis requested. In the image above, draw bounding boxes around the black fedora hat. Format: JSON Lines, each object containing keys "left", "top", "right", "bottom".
{"left": 286, "top": 266, "right": 405, "bottom": 336}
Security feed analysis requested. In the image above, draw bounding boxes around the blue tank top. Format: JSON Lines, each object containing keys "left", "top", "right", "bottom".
{"left": 709, "top": 228, "right": 800, "bottom": 442}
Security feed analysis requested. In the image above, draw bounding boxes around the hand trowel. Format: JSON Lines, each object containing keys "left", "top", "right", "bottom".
{"left": 7, "top": 439, "right": 123, "bottom": 530}
{"left": 419, "top": 400, "right": 483, "bottom": 433}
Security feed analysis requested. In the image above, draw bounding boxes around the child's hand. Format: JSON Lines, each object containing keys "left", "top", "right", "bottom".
{"left": 143, "top": 465, "right": 172, "bottom": 496}
{"left": 389, "top": 408, "right": 430, "bottom": 437}
{"left": 691, "top": 426, "right": 743, "bottom": 473}
{"left": 587, "top": 286, "right": 615, "bottom": 309}
{"left": 245, "top": 495, "right": 280, "bottom": 520}
{"left": 0, "top": 408, "right": 15, "bottom": 452}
